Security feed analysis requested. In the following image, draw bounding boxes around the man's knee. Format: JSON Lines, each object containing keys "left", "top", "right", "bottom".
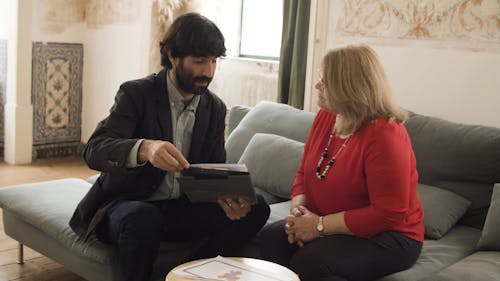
{"left": 113, "top": 201, "right": 164, "bottom": 238}
{"left": 248, "top": 194, "right": 270, "bottom": 224}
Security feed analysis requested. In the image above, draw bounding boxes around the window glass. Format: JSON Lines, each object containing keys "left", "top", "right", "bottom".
{"left": 240, "top": 0, "right": 283, "bottom": 59}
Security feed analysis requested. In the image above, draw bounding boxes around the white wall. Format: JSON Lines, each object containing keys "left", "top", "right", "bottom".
{"left": 0, "top": 0, "right": 9, "bottom": 39}
{"left": 82, "top": 13, "right": 151, "bottom": 142}
{"left": 375, "top": 46, "right": 500, "bottom": 128}
{"left": 29, "top": 1, "right": 152, "bottom": 142}
{"left": 81, "top": 3, "right": 151, "bottom": 142}
{"left": 31, "top": 0, "right": 85, "bottom": 43}
{"left": 308, "top": 2, "right": 500, "bottom": 128}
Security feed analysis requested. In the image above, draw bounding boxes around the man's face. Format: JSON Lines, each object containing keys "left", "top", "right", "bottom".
{"left": 172, "top": 56, "right": 218, "bottom": 95}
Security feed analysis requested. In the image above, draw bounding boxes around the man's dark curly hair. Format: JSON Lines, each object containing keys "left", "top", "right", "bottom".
{"left": 160, "top": 13, "right": 226, "bottom": 69}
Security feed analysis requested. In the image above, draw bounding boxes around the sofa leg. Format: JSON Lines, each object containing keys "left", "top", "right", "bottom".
{"left": 17, "top": 243, "right": 24, "bottom": 264}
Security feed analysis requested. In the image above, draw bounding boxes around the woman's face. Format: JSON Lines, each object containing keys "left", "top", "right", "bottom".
{"left": 315, "top": 72, "right": 335, "bottom": 112}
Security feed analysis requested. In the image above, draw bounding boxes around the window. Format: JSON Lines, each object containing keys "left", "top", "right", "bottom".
{"left": 204, "top": 0, "right": 283, "bottom": 60}
{"left": 239, "top": 0, "right": 283, "bottom": 60}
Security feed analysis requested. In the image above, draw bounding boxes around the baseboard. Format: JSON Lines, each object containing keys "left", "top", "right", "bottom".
{"left": 33, "top": 142, "right": 85, "bottom": 160}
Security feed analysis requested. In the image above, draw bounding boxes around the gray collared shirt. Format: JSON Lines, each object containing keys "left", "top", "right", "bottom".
{"left": 126, "top": 71, "right": 200, "bottom": 200}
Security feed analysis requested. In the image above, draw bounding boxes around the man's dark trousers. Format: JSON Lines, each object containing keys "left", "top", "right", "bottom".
{"left": 96, "top": 194, "right": 270, "bottom": 281}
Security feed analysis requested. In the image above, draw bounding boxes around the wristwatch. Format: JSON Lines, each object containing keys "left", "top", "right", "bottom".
{"left": 316, "top": 216, "right": 324, "bottom": 237}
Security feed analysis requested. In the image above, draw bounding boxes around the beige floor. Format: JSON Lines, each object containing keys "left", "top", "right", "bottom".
{"left": 0, "top": 158, "right": 96, "bottom": 281}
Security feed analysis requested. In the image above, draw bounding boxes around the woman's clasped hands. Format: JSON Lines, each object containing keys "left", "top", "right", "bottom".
{"left": 285, "top": 205, "right": 321, "bottom": 247}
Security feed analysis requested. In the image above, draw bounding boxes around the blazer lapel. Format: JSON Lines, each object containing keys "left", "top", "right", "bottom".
{"left": 156, "top": 68, "right": 173, "bottom": 142}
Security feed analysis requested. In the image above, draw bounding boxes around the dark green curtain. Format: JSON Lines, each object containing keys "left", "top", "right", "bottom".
{"left": 277, "top": 0, "right": 311, "bottom": 109}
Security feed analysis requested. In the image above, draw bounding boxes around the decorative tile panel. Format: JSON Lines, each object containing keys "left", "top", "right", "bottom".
{"left": 0, "top": 39, "right": 7, "bottom": 159}
{"left": 32, "top": 42, "right": 83, "bottom": 159}
{"left": 332, "top": 0, "right": 500, "bottom": 52}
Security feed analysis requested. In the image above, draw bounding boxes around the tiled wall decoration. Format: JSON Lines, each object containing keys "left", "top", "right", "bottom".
{"left": 332, "top": 0, "right": 500, "bottom": 52}
{"left": 0, "top": 39, "right": 7, "bottom": 159}
{"left": 32, "top": 42, "right": 83, "bottom": 159}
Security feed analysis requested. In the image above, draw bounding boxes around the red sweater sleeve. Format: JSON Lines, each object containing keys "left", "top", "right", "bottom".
{"left": 344, "top": 122, "right": 416, "bottom": 238}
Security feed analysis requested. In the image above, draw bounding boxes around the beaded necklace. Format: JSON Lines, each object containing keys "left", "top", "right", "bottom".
{"left": 315, "top": 126, "right": 352, "bottom": 180}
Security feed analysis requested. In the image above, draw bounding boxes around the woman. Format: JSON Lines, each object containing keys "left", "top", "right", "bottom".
{"left": 259, "top": 45, "right": 424, "bottom": 281}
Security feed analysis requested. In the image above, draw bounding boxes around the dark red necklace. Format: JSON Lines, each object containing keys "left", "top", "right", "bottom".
{"left": 315, "top": 127, "right": 352, "bottom": 180}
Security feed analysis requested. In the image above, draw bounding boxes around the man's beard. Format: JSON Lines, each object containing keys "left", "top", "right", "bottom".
{"left": 175, "top": 61, "right": 213, "bottom": 95}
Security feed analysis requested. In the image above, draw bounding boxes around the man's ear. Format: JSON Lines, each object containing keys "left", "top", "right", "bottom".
{"left": 168, "top": 51, "right": 178, "bottom": 68}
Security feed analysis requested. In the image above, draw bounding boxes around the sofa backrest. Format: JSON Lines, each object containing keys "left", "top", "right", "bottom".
{"left": 227, "top": 103, "right": 500, "bottom": 229}
{"left": 405, "top": 112, "right": 500, "bottom": 229}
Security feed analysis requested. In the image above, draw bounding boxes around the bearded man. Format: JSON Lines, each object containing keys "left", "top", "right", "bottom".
{"left": 70, "top": 13, "right": 270, "bottom": 281}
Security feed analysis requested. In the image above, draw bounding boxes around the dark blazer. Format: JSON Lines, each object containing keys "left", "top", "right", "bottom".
{"left": 70, "top": 68, "right": 227, "bottom": 239}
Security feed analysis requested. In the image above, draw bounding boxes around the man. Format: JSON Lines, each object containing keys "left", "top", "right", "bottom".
{"left": 70, "top": 13, "right": 270, "bottom": 281}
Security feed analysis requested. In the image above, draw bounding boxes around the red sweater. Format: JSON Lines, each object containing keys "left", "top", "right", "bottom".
{"left": 291, "top": 110, "right": 424, "bottom": 242}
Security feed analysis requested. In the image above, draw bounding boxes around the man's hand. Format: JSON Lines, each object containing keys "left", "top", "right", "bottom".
{"left": 217, "top": 197, "right": 251, "bottom": 220}
{"left": 138, "top": 140, "right": 189, "bottom": 172}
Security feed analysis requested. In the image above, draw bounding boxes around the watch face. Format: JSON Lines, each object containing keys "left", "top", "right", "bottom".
{"left": 317, "top": 217, "right": 324, "bottom": 232}
{"left": 317, "top": 224, "right": 324, "bottom": 231}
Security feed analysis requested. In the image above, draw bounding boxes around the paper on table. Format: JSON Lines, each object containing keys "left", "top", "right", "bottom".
{"left": 173, "top": 256, "right": 294, "bottom": 281}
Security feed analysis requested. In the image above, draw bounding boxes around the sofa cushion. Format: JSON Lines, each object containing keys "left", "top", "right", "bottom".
{"left": 226, "top": 101, "right": 314, "bottom": 163}
{"left": 432, "top": 180, "right": 493, "bottom": 229}
{"left": 269, "top": 203, "right": 482, "bottom": 281}
{"left": 227, "top": 105, "right": 251, "bottom": 136}
{"left": 377, "top": 226, "right": 481, "bottom": 281}
{"left": 422, "top": 251, "right": 500, "bottom": 281}
{"left": 86, "top": 174, "right": 100, "bottom": 184}
{"left": 418, "top": 184, "right": 471, "bottom": 239}
{"left": 0, "top": 179, "right": 202, "bottom": 265}
{"left": 238, "top": 133, "right": 304, "bottom": 200}
{"left": 0, "top": 179, "right": 114, "bottom": 263}
{"left": 268, "top": 200, "right": 291, "bottom": 225}
{"left": 254, "top": 187, "right": 284, "bottom": 205}
{"left": 404, "top": 112, "right": 500, "bottom": 184}
{"left": 476, "top": 183, "right": 500, "bottom": 250}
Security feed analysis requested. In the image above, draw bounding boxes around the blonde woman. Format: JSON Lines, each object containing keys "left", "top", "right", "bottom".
{"left": 260, "top": 45, "right": 424, "bottom": 281}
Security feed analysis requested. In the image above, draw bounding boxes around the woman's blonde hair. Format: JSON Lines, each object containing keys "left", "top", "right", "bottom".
{"left": 322, "top": 44, "right": 407, "bottom": 135}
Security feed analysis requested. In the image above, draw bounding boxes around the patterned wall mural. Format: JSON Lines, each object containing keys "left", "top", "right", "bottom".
{"left": 0, "top": 39, "right": 7, "bottom": 159}
{"left": 332, "top": 0, "right": 500, "bottom": 51}
{"left": 32, "top": 42, "right": 83, "bottom": 159}
{"left": 39, "top": 0, "right": 139, "bottom": 33}
{"left": 149, "top": 0, "right": 201, "bottom": 72}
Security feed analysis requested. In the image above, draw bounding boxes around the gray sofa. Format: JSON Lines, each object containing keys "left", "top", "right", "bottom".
{"left": 225, "top": 101, "right": 500, "bottom": 281}
{"left": 1, "top": 101, "right": 499, "bottom": 281}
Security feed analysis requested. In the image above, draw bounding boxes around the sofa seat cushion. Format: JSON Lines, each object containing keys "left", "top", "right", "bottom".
{"left": 268, "top": 201, "right": 481, "bottom": 281}
{"left": 0, "top": 178, "right": 116, "bottom": 263}
{"left": 226, "top": 101, "right": 314, "bottom": 163}
{"left": 378, "top": 225, "right": 481, "bottom": 281}
{"left": 423, "top": 251, "right": 500, "bottom": 281}
{"left": 0, "top": 179, "right": 201, "bottom": 264}
{"left": 268, "top": 200, "right": 291, "bottom": 225}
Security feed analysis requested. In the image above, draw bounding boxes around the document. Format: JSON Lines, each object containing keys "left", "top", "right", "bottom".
{"left": 173, "top": 256, "right": 294, "bottom": 281}
{"left": 177, "top": 164, "right": 257, "bottom": 204}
